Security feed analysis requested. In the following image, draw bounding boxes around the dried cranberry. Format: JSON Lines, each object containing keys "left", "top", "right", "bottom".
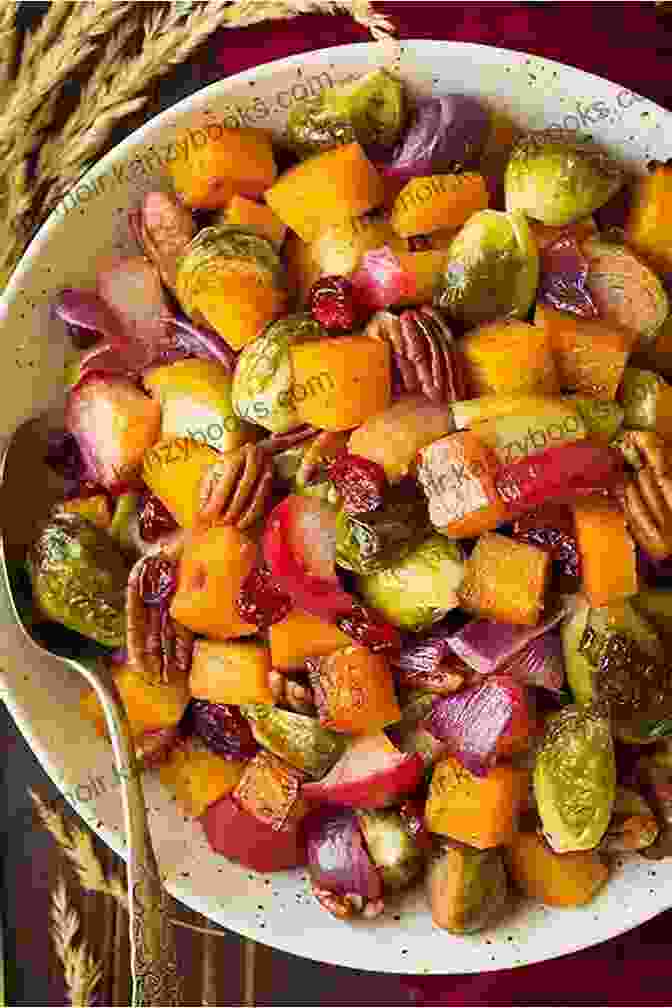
{"left": 139, "top": 494, "right": 179, "bottom": 542}
{"left": 337, "top": 604, "right": 401, "bottom": 654}
{"left": 190, "top": 700, "right": 259, "bottom": 760}
{"left": 513, "top": 503, "right": 580, "bottom": 580}
{"left": 329, "top": 454, "right": 387, "bottom": 514}
{"left": 236, "top": 566, "right": 292, "bottom": 630}
{"left": 138, "top": 556, "right": 177, "bottom": 607}
{"left": 309, "top": 275, "right": 361, "bottom": 331}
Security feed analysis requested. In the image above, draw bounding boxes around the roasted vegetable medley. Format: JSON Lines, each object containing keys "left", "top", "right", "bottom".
{"left": 36, "top": 67, "right": 672, "bottom": 933}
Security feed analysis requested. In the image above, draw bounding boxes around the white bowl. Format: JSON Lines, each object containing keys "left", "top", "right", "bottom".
{"left": 1, "top": 40, "right": 670, "bottom": 975}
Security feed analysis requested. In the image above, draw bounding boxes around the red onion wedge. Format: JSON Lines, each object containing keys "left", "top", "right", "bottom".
{"left": 161, "top": 312, "right": 236, "bottom": 372}
{"left": 53, "top": 288, "right": 124, "bottom": 343}
{"left": 305, "top": 806, "right": 383, "bottom": 917}
{"left": 426, "top": 675, "right": 530, "bottom": 776}
{"left": 446, "top": 609, "right": 565, "bottom": 677}
{"left": 501, "top": 629, "right": 565, "bottom": 692}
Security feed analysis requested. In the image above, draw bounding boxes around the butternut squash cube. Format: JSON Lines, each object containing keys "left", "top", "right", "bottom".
{"left": 270, "top": 609, "right": 353, "bottom": 670}
{"left": 168, "top": 127, "right": 277, "bottom": 210}
{"left": 159, "top": 739, "right": 246, "bottom": 817}
{"left": 507, "top": 832, "right": 608, "bottom": 907}
{"left": 189, "top": 639, "right": 274, "bottom": 705}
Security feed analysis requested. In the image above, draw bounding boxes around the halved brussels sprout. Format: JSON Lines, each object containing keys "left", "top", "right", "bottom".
{"left": 335, "top": 480, "right": 429, "bottom": 575}
{"left": 232, "top": 313, "right": 325, "bottom": 433}
{"left": 582, "top": 239, "right": 668, "bottom": 347}
{"left": 241, "top": 704, "right": 345, "bottom": 779}
{"left": 534, "top": 703, "right": 616, "bottom": 852}
{"left": 426, "top": 842, "right": 508, "bottom": 934}
{"left": 565, "top": 396, "right": 624, "bottom": 441}
{"left": 356, "top": 533, "right": 464, "bottom": 632}
{"left": 620, "top": 367, "right": 672, "bottom": 431}
{"left": 357, "top": 809, "right": 425, "bottom": 891}
{"left": 176, "top": 225, "right": 285, "bottom": 320}
{"left": 435, "top": 209, "right": 539, "bottom": 328}
{"left": 505, "top": 130, "right": 625, "bottom": 226}
{"left": 28, "top": 512, "right": 128, "bottom": 647}
{"left": 286, "top": 69, "right": 406, "bottom": 159}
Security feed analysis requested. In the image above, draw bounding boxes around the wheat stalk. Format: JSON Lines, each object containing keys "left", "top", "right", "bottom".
{"left": 224, "top": 0, "right": 396, "bottom": 42}
{"left": 0, "top": 1, "right": 136, "bottom": 158}
{"left": 17, "top": 0, "right": 73, "bottom": 84}
{"left": 31, "top": 790, "right": 129, "bottom": 909}
{"left": 0, "top": 0, "right": 19, "bottom": 100}
{"left": 51, "top": 877, "right": 103, "bottom": 1008}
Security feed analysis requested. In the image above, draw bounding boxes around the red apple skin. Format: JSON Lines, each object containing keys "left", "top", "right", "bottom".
{"left": 262, "top": 496, "right": 353, "bottom": 622}
{"left": 201, "top": 796, "right": 307, "bottom": 872}
{"left": 302, "top": 750, "right": 424, "bottom": 809}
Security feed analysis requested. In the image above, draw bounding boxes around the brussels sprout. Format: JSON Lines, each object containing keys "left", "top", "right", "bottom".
{"left": 28, "top": 512, "right": 128, "bottom": 648}
{"left": 599, "top": 785, "right": 659, "bottom": 853}
{"left": 582, "top": 240, "right": 668, "bottom": 347}
{"left": 357, "top": 809, "right": 425, "bottom": 891}
{"left": 240, "top": 704, "right": 345, "bottom": 779}
{"left": 435, "top": 209, "right": 539, "bottom": 327}
{"left": 426, "top": 842, "right": 508, "bottom": 934}
{"left": 335, "top": 481, "right": 429, "bottom": 575}
{"left": 562, "top": 596, "right": 597, "bottom": 707}
{"left": 505, "top": 130, "right": 625, "bottom": 227}
{"left": 356, "top": 533, "right": 464, "bottom": 632}
{"left": 176, "top": 225, "right": 285, "bottom": 319}
{"left": 621, "top": 367, "right": 672, "bottom": 431}
{"left": 534, "top": 703, "right": 616, "bottom": 853}
{"left": 286, "top": 69, "right": 406, "bottom": 159}
{"left": 565, "top": 396, "right": 624, "bottom": 441}
{"left": 109, "top": 491, "right": 141, "bottom": 553}
{"left": 232, "top": 313, "right": 325, "bottom": 433}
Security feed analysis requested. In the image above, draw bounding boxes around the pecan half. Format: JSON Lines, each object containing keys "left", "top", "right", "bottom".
{"left": 296, "top": 431, "right": 349, "bottom": 487}
{"left": 618, "top": 431, "right": 672, "bottom": 559}
{"left": 311, "top": 883, "right": 385, "bottom": 920}
{"left": 367, "top": 306, "right": 465, "bottom": 403}
{"left": 126, "top": 548, "right": 194, "bottom": 685}
{"left": 268, "top": 667, "right": 315, "bottom": 715}
{"left": 197, "top": 443, "right": 274, "bottom": 531}
{"left": 130, "top": 191, "right": 196, "bottom": 293}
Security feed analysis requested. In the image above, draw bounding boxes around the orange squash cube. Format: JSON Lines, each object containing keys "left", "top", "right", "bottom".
{"left": 80, "top": 662, "right": 190, "bottom": 739}
{"left": 461, "top": 319, "right": 559, "bottom": 398}
{"left": 394, "top": 250, "right": 449, "bottom": 306}
{"left": 289, "top": 335, "right": 391, "bottom": 431}
{"left": 194, "top": 266, "right": 287, "bottom": 351}
{"left": 309, "top": 644, "right": 401, "bottom": 735}
{"left": 390, "top": 172, "right": 489, "bottom": 238}
{"left": 168, "top": 127, "right": 277, "bottom": 210}
{"left": 142, "top": 437, "right": 221, "bottom": 529}
{"left": 265, "top": 142, "right": 385, "bottom": 242}
{"left": 189, "top": 639, "right": 274, "bottom": 705}
{"left": 170, "top": 524, "right": 259, "bottom": 639}
{"left": 458, "top": 531, "right": 550, "bottom": 626}
{"left": 507, "top": 832, "right": 608, "bottom": 907}
{"left": 573, "top": 494, "right": 638, "bottom": 607}
{"left": 159, "top": 739, "right": 246, "bottom": 817}
{"left": 223, "top": 194, "right": 287, "bottom": 246}
{"left": 535, "top": 303, "right": 633, "bottom": 400}
{"left": 426, "top": 756, "right": 528, "bottom": 849}
{"left": 270, "top": 609, "right": 353, "bottom": 670}
{"left": 234, "top": 751, "right": 309, "bottom": 829}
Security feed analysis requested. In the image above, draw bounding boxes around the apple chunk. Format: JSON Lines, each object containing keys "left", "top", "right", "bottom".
{"left": 263, "top": 495, "right": 353, "bottom": 622}
{"left": 302, "top": 733, "right": 424, "bottom": 809}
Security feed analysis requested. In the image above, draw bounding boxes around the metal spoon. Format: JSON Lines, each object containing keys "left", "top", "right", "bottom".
{"left": 0, "top": 414, "right": 181, "bottom": 1006}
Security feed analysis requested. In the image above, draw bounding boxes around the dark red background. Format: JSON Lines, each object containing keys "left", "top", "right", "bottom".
{"left": 207, "top": 4, "right": 672, "bottom": 1005}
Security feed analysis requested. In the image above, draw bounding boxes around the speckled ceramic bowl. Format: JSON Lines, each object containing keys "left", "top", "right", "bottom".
{"left": 0, "top": 41, "right": 670, "bottom": 975}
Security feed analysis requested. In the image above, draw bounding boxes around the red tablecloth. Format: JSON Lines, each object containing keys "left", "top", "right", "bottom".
{"left": 207, "top": 4, "right": 672, "bottom": 1003}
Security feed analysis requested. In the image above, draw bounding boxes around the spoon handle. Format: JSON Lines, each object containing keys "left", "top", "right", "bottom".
{"left": 93, "top": 672, "right": 182, "bottom": 1006}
